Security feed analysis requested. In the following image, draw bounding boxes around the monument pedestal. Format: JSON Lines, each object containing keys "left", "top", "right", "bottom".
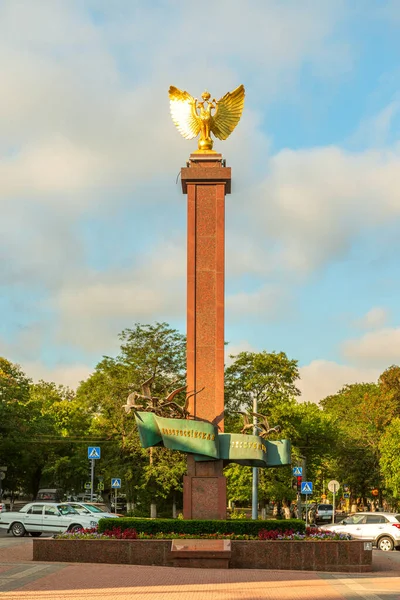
{"left": 183, "top": 456, "right": 226, "bottom": 519}
{"left": 181, "top": 154, "right": 231, "bottom": 519}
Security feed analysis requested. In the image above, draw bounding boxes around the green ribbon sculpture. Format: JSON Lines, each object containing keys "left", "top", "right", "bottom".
{"left": 134, "top": 412, "right": 291, "bottom": 468}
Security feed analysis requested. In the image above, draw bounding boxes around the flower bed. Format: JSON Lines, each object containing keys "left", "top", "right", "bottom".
{"left": 55, "top": 525, "right": 350, "bottom": 542}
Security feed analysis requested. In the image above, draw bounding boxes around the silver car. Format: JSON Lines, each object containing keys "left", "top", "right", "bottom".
{"left": 0, "top": 502, "right": 99, "bottom": 537}
{"left": 314, "top": 504, "right": 334, "bottom": 524}
{"left": 65, "top": 502, "right": 119, "bottom": 520}
{"left": 321, "top": 512, "right": 400, "bottom": 551}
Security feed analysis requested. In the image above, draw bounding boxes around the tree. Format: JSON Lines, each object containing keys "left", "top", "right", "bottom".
{"left": 0, "top": 358, "right": 32, "bottom": 498}
{"left": 224, "top": 350, "right": 305, "bottom": 510}
{"left": 320, "top": 378, "right": 400, "bottom": 505}
{"left": 273, "top": 401, "right": 338, "bottom": 478}
{"left": 76, "top": 322, "right": 187, "bottom": 515}
{"left": 379, "top": 418, "right": 400, "bottom": 506}
{"left": 225, "top": 464, "right": 253, "bottom": 505}
{"left": 224, "top": 351, "right": 300, "bottom": 423}
{"left": 27, "top": 381, "right": 92, "bottom": 496}
{"left": 0, "top": 358, "right": 97, "bottom": 499}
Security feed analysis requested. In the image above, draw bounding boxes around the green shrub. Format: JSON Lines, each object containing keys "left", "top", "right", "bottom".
{"left": 230, "top": 510, "right": 247, "bottom": 520}
{"left": 98, "top": 517, "right": 305, "bottom": 536}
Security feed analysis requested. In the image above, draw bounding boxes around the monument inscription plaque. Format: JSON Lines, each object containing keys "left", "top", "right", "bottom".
{"left": 170, "top": 538, "right": 231, "bottom": 569}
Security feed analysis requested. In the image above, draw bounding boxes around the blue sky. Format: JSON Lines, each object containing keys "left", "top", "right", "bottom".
{"left": 2, "top": 0, "right": 400, "bottom": 402}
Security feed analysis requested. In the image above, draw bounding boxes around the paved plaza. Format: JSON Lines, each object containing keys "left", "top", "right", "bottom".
{"left": 0, "top": 536, "right": 400, "bottom": 600}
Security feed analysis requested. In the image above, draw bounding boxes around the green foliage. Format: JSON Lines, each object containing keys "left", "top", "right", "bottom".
{"left": 224, "top": 350, "right": 300, "bottom": 418}
{"left": 224, "top": 350, "right": 337, "bottom": 502}
{"left": 4, "top": 325, "right": 400, "bottom": 513}
{"left": 274, "top": 402, "right": 338, "bottom": 480}
{"left": 142, "top": 448, "right": 186, "bottom": 501}
{"left": 75, "top": 322, "right": 187, "bottom": 510}
{"left": 230, "top": 510, "right": 247, "bottom": 519}
{"left": 320, "top": 375, "right": 400, "bottom": 500}
{"left": 379, "top": 417, "right": 400, "bottom": 503}
{"left": 224, "top": 464, "right": 253, "bottom": 503}
{"left": 97, "top": 517, "right": 305, "bottom": 535}
{"left": 0, "top": 359, "right": 92, "bottom": 498}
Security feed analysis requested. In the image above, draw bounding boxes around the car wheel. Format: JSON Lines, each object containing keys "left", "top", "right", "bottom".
{"left": 11, "top": 522, "right": 26, "bottom": 537}
{"left": 378, "top": 536, "right": 394, "bottom": 552}
{"left": 30, "top": 532, "right": 42, "bottom": 537}
{"left": 68, "top": 524, "right": 83, "bottom": 533}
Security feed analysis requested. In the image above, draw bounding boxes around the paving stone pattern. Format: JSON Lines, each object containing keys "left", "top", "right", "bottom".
{"left": 0, "top": 537, "right": 400, "bottom": 600}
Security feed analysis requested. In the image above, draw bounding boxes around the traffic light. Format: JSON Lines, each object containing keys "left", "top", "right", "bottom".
{"left": 292, "top": 475, "right": 303, "bottom": 491}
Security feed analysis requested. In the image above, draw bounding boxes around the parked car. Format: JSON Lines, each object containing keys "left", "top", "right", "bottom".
{"left": 35, "top": 489, "right": 64, "bottom": 502}
{"left": 64, "top": 502, "right": 120, "bottom": 519}
{"left": 321, "top": 512, "right": 400, "bottom": 551}
{"left": 0, "top": 502, "right": 99, "bottom": 537}
{"left": 0, "top": 503, "right": 6, "bottom": 513}
{"left": 315, "top": 504, "right": 334, "bottom": 524}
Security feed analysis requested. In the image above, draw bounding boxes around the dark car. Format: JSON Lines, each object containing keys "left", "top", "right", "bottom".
{"left": 35, "top": 489, "right": 64, "bottom": 502}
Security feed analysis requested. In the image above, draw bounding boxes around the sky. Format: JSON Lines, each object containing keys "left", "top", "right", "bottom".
{"left": 2, "top": 0, "right": 400, "bottom": 403}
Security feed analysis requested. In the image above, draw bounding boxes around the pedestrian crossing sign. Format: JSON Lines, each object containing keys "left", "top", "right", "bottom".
{"left": 111, "top": 478, "right": 121, "bottom": 488}
{"left": 88, "top": 446, "right": 101, "bottom": 459}
{"left": 301, "top": 481, "right": 313, "bottom": 494}
{"left": 293, "top": 467, "right": 302, "bottom": 476}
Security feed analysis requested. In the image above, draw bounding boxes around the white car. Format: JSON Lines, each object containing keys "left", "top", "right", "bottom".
{"left": 321, "top": 512, "right": 400, "bottom": 551}
{"left": 0, "top": 502, "right": 99, "bottom": 537}
{"left": 65, "top": 502, "right": 119, "bottom": 520}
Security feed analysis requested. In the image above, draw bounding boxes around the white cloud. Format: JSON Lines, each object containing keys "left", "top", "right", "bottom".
{"left": 226, "top": 285, "right": 287, "bottom": 320}
{"left": 0, "top": 332, "right": 92, "bottom": 388}
{"left": 23, "top": 361, "right": 93, "bottom": 389}
{"left": 0, "top": 0, "right": 349, "bottom": 211}
{"left": 247, "top": 145, "right": 400, "bottom": 274}
{"left": 355, "top": 307, "right": 389, "bottom": 330}
{"left": 350, "top": 99, "right": 400, "bottom": 148}
{"left": 298, "top": 359, "right": 380, "bottom": 403}
{"left": 48, "top": 239, "right": 186, "bottom": 352}
{"left": 224, "top": 341, "right": 258, "bottom": 366}
{"left": 1, "top": 0, "right": 395, "bottom": 384}
{"left": 342, "top": 327, "right": 400, "bottom": 367}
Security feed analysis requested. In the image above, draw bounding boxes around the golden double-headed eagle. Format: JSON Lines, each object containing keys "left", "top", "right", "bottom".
{"left": 168, "top": 84, "right": 245, "bottom": 153}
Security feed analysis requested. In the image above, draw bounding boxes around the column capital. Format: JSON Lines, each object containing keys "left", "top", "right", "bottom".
{"left": 181, "top": 154, "right": 231, "bottom": 194}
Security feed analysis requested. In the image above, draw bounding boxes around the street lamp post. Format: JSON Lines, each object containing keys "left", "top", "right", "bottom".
{"left": 252, "top": 396, "right": 258, "bottom": 520}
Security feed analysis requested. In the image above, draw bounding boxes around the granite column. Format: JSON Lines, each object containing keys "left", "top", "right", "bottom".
{"left": 181, "top": 153, "right": 231, "bottom": 519}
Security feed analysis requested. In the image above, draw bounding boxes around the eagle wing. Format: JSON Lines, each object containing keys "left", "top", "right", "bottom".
{"left": 211, "top": 84, "right": 245, "bottom": 140}
{"left": 169, "top": 86, "right": 201, "bottom": 140}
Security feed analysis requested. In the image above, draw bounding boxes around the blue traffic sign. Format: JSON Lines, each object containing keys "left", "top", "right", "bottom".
{"left": 293, "top": 467, "right": 303, "bottom": 476}
{"left": 301, "top": 481, "right": 313, "bottom": 494}
{"left": 88, "top": 447, "right": 101, "bottom": 459}
{"left": 111, "top": 478, "right": 121, "bottom": 488}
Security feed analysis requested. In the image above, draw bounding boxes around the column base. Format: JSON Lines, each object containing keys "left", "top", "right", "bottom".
{"left": 183, "top": 456, "right": 227, "bottom": 520}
